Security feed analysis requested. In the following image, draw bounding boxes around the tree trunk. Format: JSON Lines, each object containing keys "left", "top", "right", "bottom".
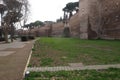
{"left": 3, "top": 24, "right": 9, "bottom": 43}
{"left": 10, "top": 24, "right": 14, "bottom": 42}
{"left": 0, "top": 13, "right": 3, "bottom": 40}
{"left": 4, "top": 30, "right": 9, "bottom": 43}
{"left": 10, "top": 35, "right": 13, "bottom": 42}
{"left": 69, "top": 12, "right": 73, "bottom": 19}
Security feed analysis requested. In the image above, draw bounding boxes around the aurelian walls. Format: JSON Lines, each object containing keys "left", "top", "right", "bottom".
{"left": 79, "top": 0, "right": 120, "bottom": 39}
{"left": 51, "top": 22, "right": 64, "bottom": 37}
{"left": 69, "top": 13, "right": 80, "bottom": 38}
{"left": 51, "top": 13, "right": 80, "bottom": 38}
{"left": 31, "top": 0, "right": 120, "bottom": 40}
{"left": 79, "top": 0, "right": 90, "bottom": 39}
{"left": 99, "top": 0, "right": 120, "bottom": 39}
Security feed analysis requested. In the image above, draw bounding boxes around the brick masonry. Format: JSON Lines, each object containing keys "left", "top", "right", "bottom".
{"left": 28, "top": 0, "right": 120, "bottom": 40}
{"left": 79, "top": 0, "right": 120, "bottom": 39}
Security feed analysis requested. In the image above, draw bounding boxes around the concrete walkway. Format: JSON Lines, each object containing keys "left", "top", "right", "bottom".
{"left": 27, "top": 64, "right": 120, "bottom": 72}
{"left": 0, "top": 39, "right": 34, "bottom": 80}
{"left": 0, "top": 40, "right": 29, "bottom": 50}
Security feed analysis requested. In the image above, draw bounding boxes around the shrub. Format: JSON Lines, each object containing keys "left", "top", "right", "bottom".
{"left": 28, "top": 35, "right": 35, "bottom": 40}
{"left": 32, "top": 48, "right": 35, "bottom": 51}
{"left": 21, "top": 35, "right": 28, "bottom": 41}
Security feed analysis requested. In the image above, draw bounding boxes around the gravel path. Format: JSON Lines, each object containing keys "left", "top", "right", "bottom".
{"left": 27, "top": 64, "right": 120, "bottom": 72}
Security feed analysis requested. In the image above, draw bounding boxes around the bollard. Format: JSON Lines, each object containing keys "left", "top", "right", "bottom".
{"left": 25, "top": 71, "right": 30, "bottom": 78}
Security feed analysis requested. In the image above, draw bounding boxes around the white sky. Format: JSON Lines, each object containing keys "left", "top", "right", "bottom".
{"left": 28, "top": 0, "right": 79, "bottom": 23}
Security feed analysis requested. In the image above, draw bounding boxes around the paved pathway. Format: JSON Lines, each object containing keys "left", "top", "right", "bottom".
{"left": 0, "top": 39, "right": 34, "bottom": 80}
{"left": 0, "top": 40, "right": 29, "bottom": 50}
{"left": 27, "top": 64, "right": 120, "bottom": 72}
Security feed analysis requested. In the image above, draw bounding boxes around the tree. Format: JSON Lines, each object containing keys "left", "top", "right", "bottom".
{"left": 0, "top": 4, "right": 6, "bottom": 24}
{"left": 56, "top": 17, "right": 63, "bottom": 23}
{"left": 74, "top": 2, "right": 79, "bottom": 12}
{"left": 34, "top": 21, "right": 44, "bottom": 27}
{"left": 1, "top": 0, "right": 30, "bottom": 42}
{"left": 63, "top": 1, "right": 79, "bottom": 19}
{"left": 0, "top": 4, "right": 5, "bottom": 38}
{"left": 24, "top": 20, "right": 44, "bottom": 29}
{"left": 0, "top": 3, "right": 8, "bottom": 42}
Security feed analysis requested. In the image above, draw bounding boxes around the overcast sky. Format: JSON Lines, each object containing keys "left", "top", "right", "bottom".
{"left": 28, "top": 0, "right": 79, "bottom": 23}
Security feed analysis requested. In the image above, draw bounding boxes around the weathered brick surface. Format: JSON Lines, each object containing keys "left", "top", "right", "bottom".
{"left": 79, "top": 0, "right": 120, "bottom": 39}
{"left": 51, "top": 14, "right": 80, "bottom": 37}
{"left": 30, "top": 0, "right": 120, "bottom": 39}
{"left": 100, "top": 0, "right": 120, "bottom": 39}
{"left": 51, "top": 22, "right": 64, "bottom": 37}
{"left": 79, "top": 0, "right": 89, "bottom": 39}
{"left": 36, "top": 24, "right": 52, "bottom": 37}
{"left": 69, "top": 13, "right": 80, "bottom": 38}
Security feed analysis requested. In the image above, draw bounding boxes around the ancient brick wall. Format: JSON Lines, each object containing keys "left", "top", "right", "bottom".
{"left": 32, "top": 22, "right": 64, "bottom": 37}
{"left": 36, "top": 24, "right": 51, "bottom": 37}
{"left": 79, "top": 0, "right": 90, "bottom": 39}
{"left": 69, "top": 13, "right": 80, "bottom": 38}
{"left": 79, "top": 0, "right": 120, "bottom": 39}
{"left": 99, "top": 0, "right": 120, "bottom": 39}
{"left": 51, "top": 22, "right": 64, "bottom": 37}
{"left": 50, "top": 13, "right": 80, "bottom": 38}
{"left": 34, "top": 0, "right": 120, "bottom": 39}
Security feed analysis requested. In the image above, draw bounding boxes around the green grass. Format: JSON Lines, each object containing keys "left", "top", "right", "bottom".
{"left": 40, "top": 58, "right": 54, "bottom": 66}
{"left": 24, "top": 68, "right": 120, "bottom": 80}
{"left": 30, "top": 37, "right": 120, "bottom": 67}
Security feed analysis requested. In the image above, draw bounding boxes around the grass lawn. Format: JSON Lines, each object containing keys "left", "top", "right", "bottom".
{"left": 24, "top": 68, "right": 120, "bottom": 80}
{"left": 29, "top": 37, "right": 120, "bottom": 67}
